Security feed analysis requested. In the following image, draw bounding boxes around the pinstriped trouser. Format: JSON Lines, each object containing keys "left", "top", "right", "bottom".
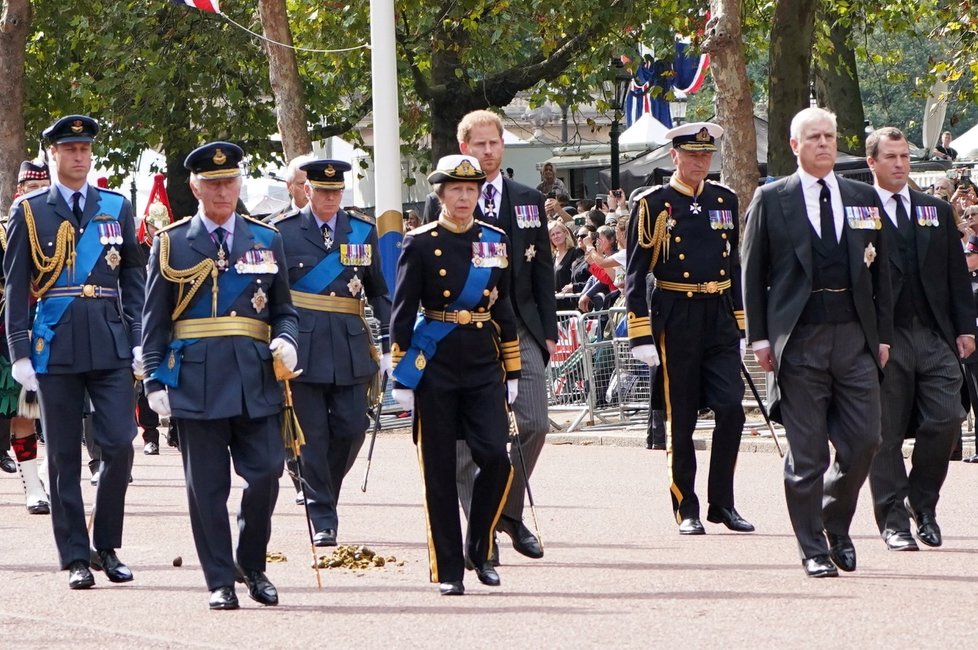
{"left": 456, "top": 327, "right": 549, "bottom": 522}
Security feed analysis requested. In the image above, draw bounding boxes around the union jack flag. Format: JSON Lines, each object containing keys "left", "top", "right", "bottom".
{"left": 171, "top": 0, "right": 221, "bottom": 13}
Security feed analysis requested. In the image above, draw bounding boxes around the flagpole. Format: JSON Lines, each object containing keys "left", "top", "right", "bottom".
{"left": 369, "top": 0, "right": 403, "bottom": 290}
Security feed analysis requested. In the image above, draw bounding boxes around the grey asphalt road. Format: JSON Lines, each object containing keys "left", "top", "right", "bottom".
{"left": 1, "top": 428, "right": 976, "bottom": 649}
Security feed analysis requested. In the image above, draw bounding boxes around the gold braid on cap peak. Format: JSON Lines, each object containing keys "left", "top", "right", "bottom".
{"left": 23, "top": 201, "right": 76, "bottom": 298}
{"left": 636, "top": 197, "right": 670, "bottom": 266}
{"left": 158, "top": 232, "right": 218, "bottom": 320}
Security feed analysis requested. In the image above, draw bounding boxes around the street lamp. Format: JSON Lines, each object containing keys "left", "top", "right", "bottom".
{"left": 669, "top": 90, "right": 688, "bottom": 127}
{"left": 605, "top": 58, "right": 632, "bottom": 191}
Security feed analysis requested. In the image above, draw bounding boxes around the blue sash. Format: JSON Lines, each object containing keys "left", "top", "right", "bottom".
{"left": 152, "top": 220, "right": 276, "bottom": 388}
{"left": 31, "top": 192, "right": 124, "bottom": 373}
{"left": 393, "top": 225, "right": 501, "bottom": 389}
{"left": 291, "top": 217, "right": 372, "bottom": 293}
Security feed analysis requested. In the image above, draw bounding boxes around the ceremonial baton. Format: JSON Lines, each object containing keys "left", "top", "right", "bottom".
{"left": 360, "top": 373, "right": 388, "bottom": 492}
{"left": 740, "top": 362, "right": 784, "bottom": 458}
{"left": 508, "top": 408, "right": 543, "bottom": 550}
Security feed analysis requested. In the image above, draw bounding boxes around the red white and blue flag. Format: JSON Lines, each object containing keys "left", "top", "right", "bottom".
{"left": 171, "top": 0, "right": 221, "bottom": 13}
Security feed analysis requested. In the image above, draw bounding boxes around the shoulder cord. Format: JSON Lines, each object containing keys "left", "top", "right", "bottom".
{"left": 158, "top": 232, "right": 218, "bottom": 320}
{"left": 22, "top": 201, "right": 76, "bottom": 298}
{"left": 636, "top": 198, "right": 670, "bottom": 265}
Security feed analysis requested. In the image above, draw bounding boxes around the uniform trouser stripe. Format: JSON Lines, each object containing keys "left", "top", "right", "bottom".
{"left": 660, "top": 331, "right": 683, "bottom": 522}
{"left": 413, "top": 415, "right": 440, "bottom": 583}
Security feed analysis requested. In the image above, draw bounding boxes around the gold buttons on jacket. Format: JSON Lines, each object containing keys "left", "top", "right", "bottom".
{"left": 720, "top": 269, "right": 726, "bottom": 276}
{"left": 678, "top": 253, "right": 685, "bottom": 261}
{"left": 439, "top": 269, "right": 447, "bottom": 276}
{"left": 435, "top": 249, "right": 442, "bottom": 256}
{"left": 683, "top": 272, "right": 690, "bottom": 278}
{"left": 674, "top": 236, "right": 681, "bottom": 243}
{"left": 443, "top": 290, "right": 451, "bottom": 298}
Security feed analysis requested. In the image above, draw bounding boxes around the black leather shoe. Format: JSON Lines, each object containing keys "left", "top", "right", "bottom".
{"left": 90, "top": 549, "right": 134, "bottom": 583}
{"left": 825, "top": 533, "right": 857, "bottom": 572}
{"left": 209, "top": 586, "right": 239, "bottom": 610}
{"left": 496, "top": 516, "right": 543, "bottom": 559}
{"left": 706, "top": 506, "right": 755, "bottom": 532}
{"left": 468, "top": 561, "right": 501, "bottom": 586}
{"left": 67, "top": 560, "right": 95, "bottom": 590}
{"left": 235, "top": 566, "right": 279, "bottom": 606}
{"left": 438, "top": 580, "right": 464, "bottom": 595}
{"left": 883, "top": 529, "right": 919, "bottom": 551}
{"left": 313, "top": 529, "right": 337, "bottom": 547}
{"left": 905, "top": 497, "right": 942, "bottom": 547}
{"left": 963, "top": 453, "right": 978, "bottom": 463}
{"left": 143, "top": 442, "right": 159, "bottom": 455}
{"left": 802, "top": 554, "right": 839, "bottom": 578}
{"left": 27, "top": 500, "right": 51, "bottom": 515}
{"left": 678, "top": 517, "right": 705, "bottom": 535}
{"left": 0, "top": 454, "right": 16, "bottom": 473}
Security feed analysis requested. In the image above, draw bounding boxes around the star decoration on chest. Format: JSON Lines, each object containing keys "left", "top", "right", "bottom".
{"left": 525, "top": 244, "right": 537, "bottom": 262}
{"left": 347, "top": 274, "right": 363, "bottom": 297}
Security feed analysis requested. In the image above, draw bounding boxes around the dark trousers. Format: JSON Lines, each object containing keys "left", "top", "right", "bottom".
{"left": 658, "top": 298, "right": 745, "bottom": 520}
{"left": 778, "top": 322, "right": 882, "bottom": 560}
{"left": 38, "top": 369, "right": 136, "bottom": 568}
{"left": 870, "top": 322, "right": 963, "bottom": 534}
{"left": 290, "top": 381, "right": 368, "bottom": 533}
{"left": 136, "top": 388, "right": 161, "bottom": 445}
{"left": 416, "top": 373, "right": 512, "bottom": 583}
{"left": 175, "top": 414, "right": 284, "bottom": 591}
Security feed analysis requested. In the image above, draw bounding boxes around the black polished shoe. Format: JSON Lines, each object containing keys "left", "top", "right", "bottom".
{"left": 468, "top": 560, "right": 501, "bottom": 586}
{"left": 0, "top": 454, "right": 16, "bottom": 473}
{"left": 706, "top": 506, "right": 755, "bottom": 532}
{"left": 209, "top": 586, "right": 239, "bottom": 610}
{"left": 905, "top": 497, "right": 942, "bottom": 547}
{"left": 90, "top": 549, "right": 134, "bottom": 583}
{"left": 67, "top": 560, "right": 95, "bottom": 590}
{"left": 883, "top": 529, "right": 919, "bottom": 552}
{"left": 313, "top": 529, "right": 337, "bottom": 547}
{"left": 143, "top": 441, "right": 159, "bottom": 455}
{"left": 963, "top": 453, "right": 978, "bottom": 463}
{"left": 235, "top": 566, "right": 279, "bottom": 606}
{"left": 825, "top": 533, "right": 857, "bottom": 572}
{"left": 27, "top": 500, "right": 51, "bottom": 515}
{"left": 438, "top": 580, "right": 464, "bottom": 596}
{"left": 496, "top": 516, "right": 543, "bottom": 559}
{"left": 802, "top": 554, "right": 839, "bottom": 578}
{"left": 678, "top": 517, "right": 705, "bottom": 535}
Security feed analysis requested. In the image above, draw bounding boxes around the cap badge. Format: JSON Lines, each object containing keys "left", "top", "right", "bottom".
{"left": 325, "top": 164, "right": 336, "bottom": 177}
{"left": 71, "top": 120, "right": 84, "bottom": 134}
{"left": 695, "top": 128, "right": 710, "bottom": 142}
{"left": 455, "top": 160, "right": 478, "bottom": 176}
{"left": 212, "top": 148, "right": 227, "bottom": 165}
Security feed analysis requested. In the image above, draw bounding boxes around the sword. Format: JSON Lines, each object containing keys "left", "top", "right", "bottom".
{"left": 360, "top": 374, "right": 388, "bottom": 492}
{"left": 741, "top": 362, "right": 784, "bottom": 458}
{"left": 508, "top": 408, "right": 542, "bottom": 550}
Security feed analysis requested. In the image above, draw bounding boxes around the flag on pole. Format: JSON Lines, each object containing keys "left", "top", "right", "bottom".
{"left": 171, "top": 0, "right": 221, "bottom": 13}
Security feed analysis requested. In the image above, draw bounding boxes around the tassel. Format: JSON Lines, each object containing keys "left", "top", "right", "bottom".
{"left": 17, "top": 389, "right": 41, "bottom": 421}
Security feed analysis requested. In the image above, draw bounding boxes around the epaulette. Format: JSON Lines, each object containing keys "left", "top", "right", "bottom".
{"left": 408, "top": 221, "right": 439, "bottom": 236}
{"left": 633, "top": 184, "right": 663, "bottom": 205}
{"left": 11, "top": 187, "right": 48, "bottom": 208}
{"left": 475, "top": 219, "right": 507, "bottom": 236}
{"left": 348, "top": 210, "right": 375, "bottom": 225}
{"left": 158, "top": 215, "right": 192, "bottom": 233}
{"left": 706, "top": 179, "right": 737, "bottom": 195}
{"left": 269, "top": 209, "right": 300, "bottom": 226}
{"left": 244, "top": 214, "right": 278, "bottom": 232}
{"left": 96, "top": 187, "right": 126, "bottom": 198}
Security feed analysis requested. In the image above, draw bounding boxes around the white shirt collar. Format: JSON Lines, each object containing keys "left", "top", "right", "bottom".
{"left": 874, "top": 184, "right": 911, "bottom": 208}
{"left": 200, "top": 212, "right": 237, "bottom": 235}
{"left": 797, "top": 167, "right": 838, "bottom": 192}
{"left": 56, "top": 182, "right": 90, "bottom": 208}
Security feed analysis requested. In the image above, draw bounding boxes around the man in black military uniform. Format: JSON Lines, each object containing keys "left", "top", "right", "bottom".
{"left": 625, "top": 122, "right": 754, "bottom": 536}
{"left": 3, "top": 115, "right": 145, "bottom": 589}
{"left": 272, "top": 159, "right": 391, "bottom": 547}
{"left": 142, "top": 142, "right": 299, "bottom": 610}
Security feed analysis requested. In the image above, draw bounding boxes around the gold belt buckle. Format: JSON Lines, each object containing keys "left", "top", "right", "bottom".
{"left": 82, "top": 284, "right": 96, "bottom": 298}
{"left": 455, "top": 310, "right": 472, "bottom": 325}
{"left": 704, "top": 281, "right": 718, "bottom": 294}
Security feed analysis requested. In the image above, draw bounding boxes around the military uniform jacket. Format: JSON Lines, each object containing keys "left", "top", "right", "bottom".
{"left": 3, "top": 185, "right": 145, "bottom": 372}
{"left": 625, "top": 177, "right": 743, "bottom": 347}
{"left": 142, "top": 212, "right": 299, "bottom": 420}
{"left": 273, "top": 207, "right": 391, "bottom": 386}
{"left": 423, "top": 177, "right": 557, "bottom": 359}
{"left": 390, "top": 218, "right": 521, "bottom": 388}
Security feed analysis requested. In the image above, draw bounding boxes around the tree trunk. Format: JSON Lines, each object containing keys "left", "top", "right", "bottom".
{"left": 814, "top": 18, "right": 865, "bottom": 156}
{"left": 705, "top": 0, "right": 757, "bottom": 225}
{"left": 257, "top": 0, "right": 312, "bottom": 160}
{"left": 0, "top": 0, "right": 31, "bottom": 211}
{"left": 767, "top": 0, "right": 818, "bottom": 177}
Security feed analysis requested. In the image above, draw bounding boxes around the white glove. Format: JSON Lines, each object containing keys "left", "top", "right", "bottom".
{"left": 269, "top": 337, "right": 298, "bottom": 371}
{"left": 392, "top": 388, "right": 414, "bottom": 412}
{"left": 739, "top": 339, "right": 746, "bottom": 362}
{"left": 631, "top": 344, "right": 660, "bottom": 367}
{"left": 146, "top": 390, "right": 171, "bottom": 417}
{"left": 379, "top": 352, "right": 392, "bottom": 377}
{"left": 132, "top": 346, "right": 145, "bottom": 377}
{"left": 12, "top": 358, "right": 38, "bottom": 392}
{"left": 506, "top": 379, "right": 519, "bottom": 404}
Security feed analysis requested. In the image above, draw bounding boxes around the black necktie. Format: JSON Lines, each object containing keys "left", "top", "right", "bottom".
{"left": 894, "top": 195, "right": 912, "bottom": 236}
{"left": 71, "top": 191, "right": 83, "bottom": 223}
{"left": 213, "top": 227, "right": 229, "bottom": 269}
{"left": 817, "top": 179, "right": 836, "bottom": 246}
{"left": 321, "top": 222, "right": 333, "bottom": 248}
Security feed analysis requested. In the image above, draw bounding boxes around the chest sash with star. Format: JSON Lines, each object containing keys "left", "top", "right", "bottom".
{"left": 291, "top": 217, "right": 372, "bottom": 294}
{"left": 392, "top": 224, "right": 502, "bottom": 390}
{"left": 29, "top": 191, "right": 124, "bottom": 373}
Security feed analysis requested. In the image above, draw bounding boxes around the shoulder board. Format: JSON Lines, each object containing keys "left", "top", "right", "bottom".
{"left": 634, "top": 185, "right": 663, "bottom": 204}
{"left": 244, "top": 214, "right": 278, "bottom": 232}
{"left": 706, "top": 180, "right": 736, "bottom": 194}
{"left": 269, "top": 209, "right": 300, "bottom": 226}
{"left": 475, "top": 219, "right": 507, "bottom": 236}
{"left": 409, "top": 221, "right": 439, "bottom": 236}
{"left": 158, "top": 215, "right": 192, "bottom": 233}
{"left": 347, "top": 211, "right": 375, "bottom": 225}
{"left": 96, "top": 187, "right": 126, "bottom": 198}
{"left": 11, "top": 187, "right": 48, "bottom": 208}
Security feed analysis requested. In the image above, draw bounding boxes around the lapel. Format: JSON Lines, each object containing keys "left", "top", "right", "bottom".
{"left": 778, "top": 173, "right": 812, "bottom": 281}
{"left": 300, "top": 206, "right": 328, "bottom": 253}
{"left": 500, "top": 177, "right": 523, "bottom": 271}
{"left": 229, "top": 213, "right": 254, "bottom": 263}
{"left": 80, "top": 186, "right": 101, "bottom": 229}
{"left": 908, "top": 192, "right": 932, "bottom": 272}
{"left": 187, "top": 213, "right": 217, "bottom": 261}
{"left": 333, "top": 210, "right": 352, "bottom": 249}
{"left": 47, "top": 185, "right": 77, "bottom": 226}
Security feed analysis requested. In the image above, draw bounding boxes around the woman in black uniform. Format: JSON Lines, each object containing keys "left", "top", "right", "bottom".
{"left": 390, "top": 155, "right": 521, "bottom": 596}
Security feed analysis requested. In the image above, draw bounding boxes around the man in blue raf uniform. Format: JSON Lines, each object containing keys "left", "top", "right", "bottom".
{"left": 3, "top": 115, "right": 145, "bottom": 590}
{"left": 141, "top": 142, "right": 299, "bottom": 610}
{"left": 272, "top": 159, "right": 391, "bottom": 547}
{"left": 625, "top": 122, "right": 754, "bottom": 537}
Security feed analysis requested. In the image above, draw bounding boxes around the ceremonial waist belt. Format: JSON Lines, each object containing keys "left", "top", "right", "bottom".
{"left": 811, "top": 287, "right": 850, "bottom": 293}
{"left": 290, "top": 291, "right": 364, "bottom": 316}
{"left": 174, "top": 316, "right": 270, "bottom": 342}
{"left": 657, "top": 279, "right": 731, "bottom": 295}
{"left": 44, "top": 284, "right": 119, "bottom": 299}
{"left": 422, "top": 308, "right": 493, "bottom": 326}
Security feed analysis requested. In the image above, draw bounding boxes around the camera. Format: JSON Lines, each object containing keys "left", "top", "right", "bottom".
{"left": 612, "top": 189, "right": 624, "bottom": 198}
{"left": 547, "top": 190, "right": 557, "bottom": 199}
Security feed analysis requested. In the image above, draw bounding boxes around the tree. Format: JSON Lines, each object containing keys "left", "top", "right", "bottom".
{"left": 258, "top": 0, "right": 312, "bottom": 160}
{"left": 0, "top": 0, "right": 31, "bottom": 210}
{"left": 814, "top": 16, "right": 866, "bottom": 155}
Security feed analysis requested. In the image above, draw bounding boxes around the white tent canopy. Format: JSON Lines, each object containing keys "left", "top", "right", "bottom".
{"left": 619, "top": 112, "right": 669, "bottom": 148}
{"left": 951, "top": 123, "right": 978, "bottom": 160}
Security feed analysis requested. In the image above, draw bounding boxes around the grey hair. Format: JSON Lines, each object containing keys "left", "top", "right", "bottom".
{"left": 285, "top": 153, "right": 315, "bottom": 183}
{"left": 790, "top": 107, "right": 837, "bottom": 141}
